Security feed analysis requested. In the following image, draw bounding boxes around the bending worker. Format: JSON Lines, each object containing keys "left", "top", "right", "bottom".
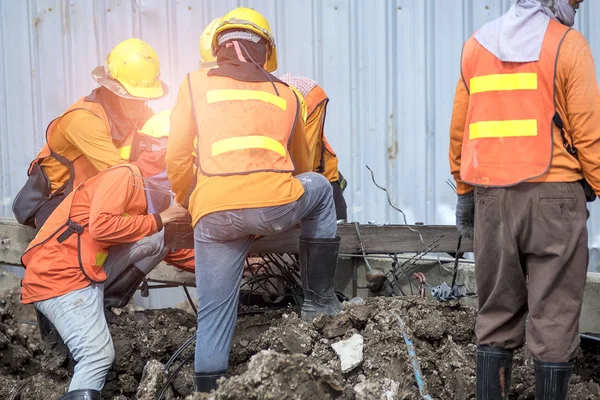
{"left": 20, "top": 125, "right": 189, "bottom": 399}
{"left": 280, "top": 73, "right": 349, "bottom": 221}
{"left": 449, "top": 0, "right": 597, "bottom": 398}
{"left": 13, "top": 38, "right": 166, "bottom": 230}
{"left": 167, "top": 7, "right": 342, "bottom": 393}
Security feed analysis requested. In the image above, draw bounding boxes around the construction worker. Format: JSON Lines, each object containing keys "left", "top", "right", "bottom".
{"left": 449, "top": 0, "right": 596, "bottom": 398}
{"left": 167, "top": 7, "right": 341, "bottom": 393}
{"left": 280, "top": 74, "right": 348, "bottom": 221}
{"left": 12, "top": 38, "right": 167, "bottom": 230}
{"left": 20, "top": 119, "right": 189, "bottom": 399}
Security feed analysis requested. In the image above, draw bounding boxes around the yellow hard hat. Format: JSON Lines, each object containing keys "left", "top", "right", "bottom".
{"left": 92, "top": 38, "right": 168, "bottom": 100}
{"left": 200, "top": 18, "right": 222, "bottom": 67}
{"left": 212, "top": 7, "right": 277, "bottom": 72}
{"left": 138, "top": 109, "right": 171, "bottom": 139}
{"left": 289, "top": 86, "right": 308, "bottom": 123}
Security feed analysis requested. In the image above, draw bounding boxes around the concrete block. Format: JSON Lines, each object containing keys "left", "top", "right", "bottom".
{"left": 331, "top": 333, "right": 364, "bottom": 373}
{"left": 580, "top": 272, "right": 600, "bottom": 334}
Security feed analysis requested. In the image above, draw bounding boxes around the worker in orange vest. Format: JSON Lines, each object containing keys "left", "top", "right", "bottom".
{"left": 12, "top": 38, "right": 167, "bottom": 231}
{"left": 167, "top": 7, "right": 341, "bottom": 393}
{"left": 449, "top": 0, "right": 595, "bottom": 398}
{"left": 280, "top": 74, "right": 349, "bottom": 221}
{"left": 20, "top": 119, "right": 188, "bottom": 399}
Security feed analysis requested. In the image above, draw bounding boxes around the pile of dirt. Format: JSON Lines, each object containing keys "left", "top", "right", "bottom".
{"left": 215, "top": 297, "right": 600, "bottom": 400}
{"left": 1, "top": 288, "right": 599, "bottom": 399}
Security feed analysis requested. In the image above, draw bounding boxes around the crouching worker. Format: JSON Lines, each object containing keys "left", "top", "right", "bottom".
{"left": 20, "top": 119, "right": 189, "bottom": 399}
{"left": 167, "top": 7, "right": 342, "bottom": 393}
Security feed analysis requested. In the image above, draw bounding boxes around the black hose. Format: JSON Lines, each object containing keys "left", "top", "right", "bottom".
{"left": 156, "top": 351, "right": 195, "bottom": 400}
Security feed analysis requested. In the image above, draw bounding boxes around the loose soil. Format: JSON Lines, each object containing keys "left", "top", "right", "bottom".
{"left": 1, "top": 288, "right": 599, "bottom": 400}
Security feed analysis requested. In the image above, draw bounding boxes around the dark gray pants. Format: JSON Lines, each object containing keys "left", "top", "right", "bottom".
{"left": 474, "top": 182, "right": 588, "bottom": 362}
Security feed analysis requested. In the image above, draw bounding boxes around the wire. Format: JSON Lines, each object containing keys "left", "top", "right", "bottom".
{"left": 164, "top": 334, "right": 196, "bottom": 372}
{"left": 366, "top": 165, "right": 440, "bottom": 255}
{"left": 450, "top": 235, "right": 463, "bottom": 289}
{"left": 183, "top": 286, "right": 197, "bottom": 315}
{"left": 157, "top": 351, "right": 195, "bottom": 400}
{"left": 393, "top": 313, "right": 433, "bottom": 400}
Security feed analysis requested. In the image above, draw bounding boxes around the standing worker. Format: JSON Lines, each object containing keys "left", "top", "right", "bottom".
{"left": 13, "top": 38, "right": 167, "bottom": 230}
{"left": 280, "top": 73, "right": 349, "bottom": 221}
{"left": 449, "top": 0, "right": 596, "bottom": 398}
{"left": 21, "top": 128, "right": 189, "bottom": 399}
{"left": 167, "top": 7, "right": 342, "bottom": 393}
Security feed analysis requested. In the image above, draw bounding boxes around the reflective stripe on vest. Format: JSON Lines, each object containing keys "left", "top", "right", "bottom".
{"left": 460, "top": 19, "right": 570, "bottom": 187}
{"left": 188, "top": 71, "right": 298, "bottom": 177}
{"left": 119, "top": 145, "right": 132, "bottom": 160}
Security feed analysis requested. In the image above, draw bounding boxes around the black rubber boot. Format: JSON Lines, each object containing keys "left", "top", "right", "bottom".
{"left": 194, "top": 371, "right": 226, "bottom": 393}
{"left": 476, "top": 346, "right": 513, "bottom": 399}
{"left": 299, "top": 236, "right": 343, "bottom": 321}
{"left": 534, "top": 360, "right": 573, "bottom": 400}
{"left": 103, "top": 265, "right": 145, "bottom": 309}
{"left": 59, "top": 389, "right": 101, "bottom": 399}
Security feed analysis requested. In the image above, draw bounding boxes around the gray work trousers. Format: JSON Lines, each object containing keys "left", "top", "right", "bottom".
{"left": 193, "top": 172, "right": 337, "bottom": 373}
{"left": 35, "top": 230, "right": 168, "bottom": 391}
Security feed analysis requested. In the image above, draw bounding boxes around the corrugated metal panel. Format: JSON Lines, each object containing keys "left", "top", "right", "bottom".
{"left": 2, "top": 0, "right": 600, "bottom": 267}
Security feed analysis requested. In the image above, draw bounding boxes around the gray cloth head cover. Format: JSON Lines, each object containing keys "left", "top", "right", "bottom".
{"left": 474, "top": 0, "right": 576, "bottom": 63}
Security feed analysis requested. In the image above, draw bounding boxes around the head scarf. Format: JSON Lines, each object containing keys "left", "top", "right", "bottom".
{"left": 474, "top": 0, "right": 576, "bottom": 63}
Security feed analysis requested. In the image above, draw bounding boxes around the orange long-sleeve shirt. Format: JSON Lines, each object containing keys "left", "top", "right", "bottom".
{"left": 449, "top": 29, "right": 600, "bottom": 195}
{"left": 42, "top": 105, "right": 153, "bottom": 192}
{"left": 21, "top": 165, "right": 158, "bottom": 303}
{"left": 167, "top": 76, "right": 310, "bottom": 226}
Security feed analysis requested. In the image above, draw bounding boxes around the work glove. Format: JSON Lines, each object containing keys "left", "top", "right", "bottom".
{"left": 455, "top": 192, "right": 474, "bottom": 240}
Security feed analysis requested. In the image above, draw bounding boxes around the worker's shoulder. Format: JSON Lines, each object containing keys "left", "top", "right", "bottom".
{"left": 58, "top": 107, "right": 106, "bottom": 129}
{"left": 560, "top": 28, "right": 591, "bottom": 56}
{"left": 188, "top": 68, "right": 210, "bottom": 81}
{"left": 101, "top": 164, "right": 140, "bottom": 181}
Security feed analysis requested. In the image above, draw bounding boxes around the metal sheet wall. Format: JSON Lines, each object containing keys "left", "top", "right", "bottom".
{"left": 2, "top": 0, "right": 600, "bottom": 265}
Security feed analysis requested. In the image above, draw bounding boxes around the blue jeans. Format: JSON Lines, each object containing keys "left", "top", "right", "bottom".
{"left": 193, "top": 172, "right": 337, "bottom": 373}
{"left": 34, "top": 230, "right": 167, "bottom": 391}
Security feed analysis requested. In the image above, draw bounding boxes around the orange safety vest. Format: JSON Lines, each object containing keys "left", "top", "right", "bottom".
{"left": 304, "top": 85, "right": 338, "bottom": 175}
{"left": 187, "top": 71, "right": 299, "bottom": 176}
{"left": 460, "top": 19, "right": 571, "bottom": 187}
{"left": 33, "top": 97, "right": 134, "bottom": 195}
{"left": 21, "top": 165, "right": 144, "bottom": 284}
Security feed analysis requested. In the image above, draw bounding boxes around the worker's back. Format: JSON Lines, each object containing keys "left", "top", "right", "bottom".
{"left": 170, "top": 69, "right": 311, "bottom": 226}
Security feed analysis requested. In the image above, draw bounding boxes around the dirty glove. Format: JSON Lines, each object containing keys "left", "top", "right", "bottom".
{"left": 455, "top": 192, "right": 474, "bottom": 240}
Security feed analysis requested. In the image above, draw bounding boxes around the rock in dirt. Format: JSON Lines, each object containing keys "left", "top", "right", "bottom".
{"left": 322, "top": 313, "right": 353, "bottom": 339}
{"left": 354, "top": 377, "right": 404, "bottom": 400}
{"left": 331, "top": 333, "right": 364, "bottom": 373}
{"left": 217, "top": 350, "right": 343, "bottom": 400}
{"left": 136, "top": 359, "right": 169, "bottom": 400}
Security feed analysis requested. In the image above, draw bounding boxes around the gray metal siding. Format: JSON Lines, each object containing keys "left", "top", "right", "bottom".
{"left": 2, "top": 0, "right": 600, "bottom": 266}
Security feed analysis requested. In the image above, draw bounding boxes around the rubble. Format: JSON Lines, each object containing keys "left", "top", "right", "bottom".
{"left": 331, "top": 333, "right": 363, "bottom": 373}
{"left": 0, "top": 287, "right": 599, "bottom": 399}
{"left": 136, "top": 359, "right": 171, "bottom": 400}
